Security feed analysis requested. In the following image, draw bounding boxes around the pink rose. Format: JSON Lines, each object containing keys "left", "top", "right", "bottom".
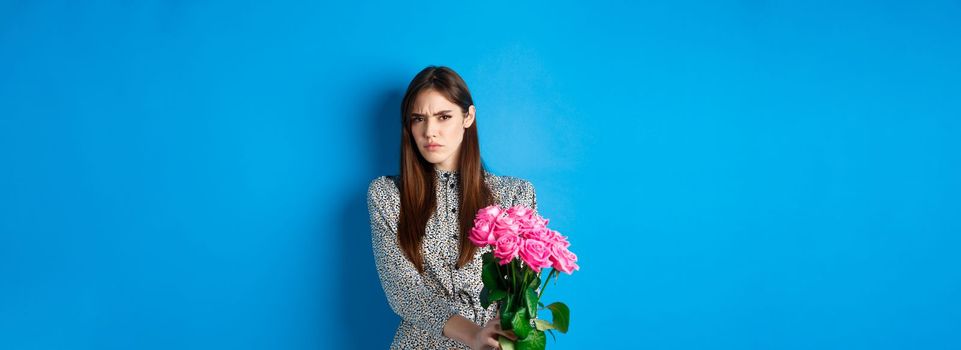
{"left": 530, "top": 213, "right": 549, "bottom": 228}
{"left": 472, "top": 204, "right": 579, "bottom": 275}
{"left": 506, "top": 205, "right": 534, "bottom": 223}
{"left": 493, "top": 233, "right": 522, "bottom": 265}
{"left": 491, "top": 214, "right": 520, "bottom": 240}
{"left": 469, "top": 205, "right": 504, "bottom": 247}
{"left": 550, "top": 243, "right": 579, "bottom": 274}
{"left": 543, "top": 229, "right": 570, "bottom": 248}
{"left": 519, "top": 239, "right": 553, "bottom": 273}
{"left": 508, "top": 206, "right": 547, "bottom": 239}
{"left": 469, "top": 219, "right": 497, "bottom": 247}
{"left": 477, "top": 205, "right": 503, "bottom": 223}
{"left": 521, "top": 225, "right": 552, "bottom": 243}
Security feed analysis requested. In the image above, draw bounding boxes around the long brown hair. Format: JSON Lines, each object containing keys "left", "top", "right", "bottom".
{"left": 397, "top": 66, "right": 495, "bottom": 273}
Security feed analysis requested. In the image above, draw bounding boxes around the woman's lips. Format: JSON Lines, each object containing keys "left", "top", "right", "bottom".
{"left": 427, "top": 144, "right": 442, "bottom": 151}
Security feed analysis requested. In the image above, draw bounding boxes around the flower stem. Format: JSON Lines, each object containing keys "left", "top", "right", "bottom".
{"left": 538, "top": 268, "right": 556, "bottom": 300}
{"left": 515, "top": 261, "right": 522, "bottom": 292}
{"left": 509, "top": 260, "right": 516, "bottom": 293}
{"left": 525, "top": 269, "right": 531, "bottom": 291}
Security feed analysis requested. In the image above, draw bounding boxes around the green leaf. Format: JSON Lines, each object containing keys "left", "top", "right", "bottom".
{"left": 480, "top": 286, "right": 491, "bottom": 308}
{"left": 500, "top": 295, "right": 515, "bottom": 330}
{"left": 529, "top": 273, "right": 541, "bottom": 290}
{"left": 480, "top": 285, "right": 508, "bottom": 309}
{"left": 524, "top": 288, "right": 538, "bottom": 319}
{"left": 498, "top": 335, "right": 516, "bottom": 350}
{"left": 544, "top": 302, "right": 570, "bottom": 333}
{"left": 546, "top": 329, "right": 557, "bottom": 342}
{"left": 533, "top": 319, "right": 555, "bottom": 331}
{"left": 482, "top": 260, "right": 499, "bottom": 289}
{"left": 501, "top": 310, "right": 515, "bottom": 330}
{"left": 516, "top": 330, "right": 546, "bottom": 350}
{"left": 503, "top": 293, "right": 514, "bottom": 312}
{"left": 482, "top": 251, "right": 495, "bottom": 265}
{"left": 511, "top": 307, "right": 532, "bottom": 339}
{"left": 489, "top": 289, "right": 507, "bottom": 302}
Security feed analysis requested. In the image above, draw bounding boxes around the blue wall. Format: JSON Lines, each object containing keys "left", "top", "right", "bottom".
{"left": 2, "top": 1, "right": 959, "bottom": 349}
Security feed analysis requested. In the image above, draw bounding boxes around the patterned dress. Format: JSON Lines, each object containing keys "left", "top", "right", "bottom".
{"left": 367, "top": 167, "right": 538, "bottom": 349}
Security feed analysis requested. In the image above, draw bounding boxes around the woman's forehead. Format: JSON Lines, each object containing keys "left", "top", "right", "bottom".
{"left": 412, "top": 90, "right": 461, "bottom": 112}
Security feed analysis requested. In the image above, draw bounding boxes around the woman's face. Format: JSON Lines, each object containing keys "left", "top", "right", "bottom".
{"left": 409, "top": 89, "right": 475, "bottom": 171}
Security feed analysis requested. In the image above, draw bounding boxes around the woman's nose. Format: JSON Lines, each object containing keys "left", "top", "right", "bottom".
{"left": 424, "top": 119, "right": 438, "bottom": 138}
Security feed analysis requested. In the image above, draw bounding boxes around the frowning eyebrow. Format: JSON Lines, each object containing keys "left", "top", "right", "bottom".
{"left": 410, "top": 110, "right": 452, "bottom": 117}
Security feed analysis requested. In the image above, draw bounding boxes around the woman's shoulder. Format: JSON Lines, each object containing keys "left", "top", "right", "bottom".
{"left": 367, "top": 175, "right": 400, "bottom": 207}
{"left": 368, "top": 175, "right": 399, "bottom": 191}
{"left": 484, "top": 170, "right": 534, "bottom": 192}
{"left": 483, "top": 170, "right": 536, "bottom": 208}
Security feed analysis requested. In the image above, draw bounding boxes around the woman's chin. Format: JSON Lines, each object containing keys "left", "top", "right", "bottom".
{"left": 420, "top": 154, "right": 445, "bottom": 164}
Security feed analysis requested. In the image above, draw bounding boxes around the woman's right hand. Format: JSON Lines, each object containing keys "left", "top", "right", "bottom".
{"left": 470, "top": 316, "right": 517, "bottom": 350}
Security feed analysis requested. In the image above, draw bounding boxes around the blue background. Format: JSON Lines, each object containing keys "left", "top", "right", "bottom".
{"left": 2, "top": 1, "right": 960, "bottom": 349}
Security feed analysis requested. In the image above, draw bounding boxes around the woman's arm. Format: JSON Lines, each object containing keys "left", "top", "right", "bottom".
{"left": 443, "top": 314, "right": 483, "bottom": 347}
{"left": 444, "top": 314, "right": 516, "bottom": 350}
{"left": 367, "top": 177, "right": 457, "bottom": 337}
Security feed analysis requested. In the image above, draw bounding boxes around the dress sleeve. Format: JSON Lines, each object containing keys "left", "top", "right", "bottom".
{"left": 367, "top": 177, "right": 458, "bottom": 337}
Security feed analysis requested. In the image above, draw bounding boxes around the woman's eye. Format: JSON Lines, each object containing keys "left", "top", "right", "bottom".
{"left": 441, "top": 115, "right": 451, "bottom": 120}
{"left": 411, "top": 117, "right": 423, "bottom": 122}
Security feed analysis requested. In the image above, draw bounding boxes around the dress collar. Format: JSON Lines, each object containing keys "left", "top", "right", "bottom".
{"left": 434, "top": 167, "right": 459, "bottom": 180}
{"left": 433, "top": 167, "right": 495, "bottom": 180}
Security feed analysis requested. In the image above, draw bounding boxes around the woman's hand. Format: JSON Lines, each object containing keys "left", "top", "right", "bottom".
{"left": 469, "top": 316, "right": 517, "bottom": 350}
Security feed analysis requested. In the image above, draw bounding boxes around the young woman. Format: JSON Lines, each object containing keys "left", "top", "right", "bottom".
{"left": 367, "top": 66, "right": 538, "bottom": 349}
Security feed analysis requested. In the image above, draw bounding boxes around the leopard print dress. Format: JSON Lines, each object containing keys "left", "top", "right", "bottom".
{"left": 367, "top": 167, "right": 537, "bottom": 349}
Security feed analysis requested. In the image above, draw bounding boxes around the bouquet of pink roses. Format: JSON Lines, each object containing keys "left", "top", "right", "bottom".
{"left": 469, "top": 205, "right": 579, "bottom": 350}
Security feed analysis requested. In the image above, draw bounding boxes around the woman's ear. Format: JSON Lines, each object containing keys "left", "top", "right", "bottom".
{"left": 464, "top": 105, "right": 476, "bottom": 128}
